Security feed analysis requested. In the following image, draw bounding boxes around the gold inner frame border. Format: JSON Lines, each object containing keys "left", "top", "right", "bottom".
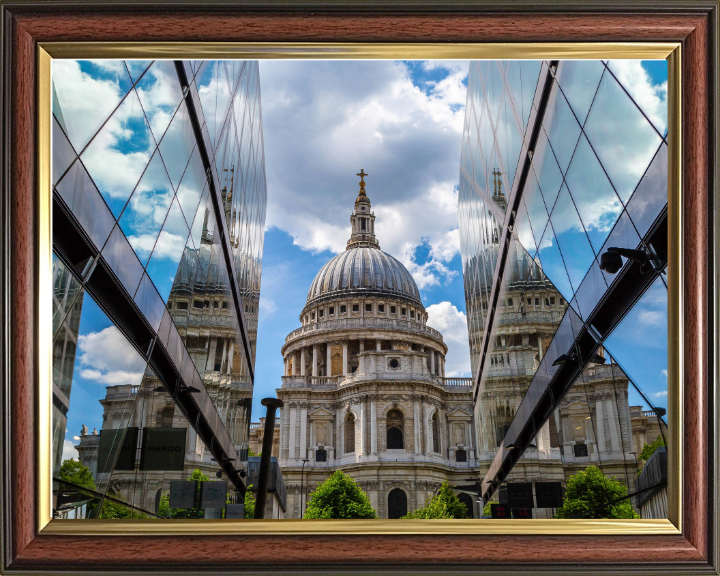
{"left": 37, "top": 41, "right": 682, "bottom": 536}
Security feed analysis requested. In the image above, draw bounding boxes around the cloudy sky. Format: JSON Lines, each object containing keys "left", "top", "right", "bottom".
{"left": 251, "top": 60, "right": 473, "bottom": 416}
{"left": 56, "top": 58, "right": 669, "bottom": 460}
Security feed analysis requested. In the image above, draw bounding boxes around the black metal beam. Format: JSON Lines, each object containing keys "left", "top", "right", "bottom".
{"left": 52, "top": 192, "right": 247, "bottom": 494}
{"left": 173, "top": 61, "right": 255, "bottom": 384}
{"left": 473, "top": 60, "right": 559, "bottom": 403}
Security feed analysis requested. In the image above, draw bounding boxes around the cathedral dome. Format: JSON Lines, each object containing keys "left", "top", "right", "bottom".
{"left": 306, "top": 247, "right": 421, "bottom": 306}
{"left": 305, "top": 170, "right": 422, "bottom": 309}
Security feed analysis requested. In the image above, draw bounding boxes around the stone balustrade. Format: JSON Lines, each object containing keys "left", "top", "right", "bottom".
{"left": 281, "top": 374, "right": 472, "bottom": 390}
{"left": 284, "top": 316, "right": 444, "bottom": 344}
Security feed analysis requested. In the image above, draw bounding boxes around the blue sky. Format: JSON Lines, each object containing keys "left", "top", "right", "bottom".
{"left": 251, "top": 59, "right": 472, "bottom": 419}
{"left": 57, "top": 59, "right": 669, "bottom": 458}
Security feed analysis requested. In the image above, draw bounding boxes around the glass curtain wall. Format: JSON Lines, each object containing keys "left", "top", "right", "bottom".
{"left": 51, "top": 60, "right": 266, "bottom": 519}
{"left": 459, "top": 60, "right": 669, "bottom": 519}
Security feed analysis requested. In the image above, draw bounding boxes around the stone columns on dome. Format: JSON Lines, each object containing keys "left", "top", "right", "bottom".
{"left": 300, "top": 348, "right": 306, "bottom": 376}
{"left": 342, "top": 341, "right": 348, "bottom": 375}
{"left": 413, "top": 398, "right": 421, "bottom": 454}
{"left": 359, "top": 340, "right": 365, "bottom": 374}
{"left": 606, "top": 397, "right": 621, "bottom": 453}
{"left": 326, "top": 344, "right": 332, "bottom": 377}
{"left": 289, "top": 405, "right": 297, "bottom": 459}
{"left": 423, "top": 397, "right": 431, "bottom": 454}
{"left": 312, "top": 345, "right": 318, "bottom": 377}
{"left": 370, "top": 396, "right": 378, "bottom": 455}
{"left": 594, "top": 400, "right": 605, "bottom": 453}
{"left": 283, "top": 357, "right": 288, "bottom": 377}
{"left": 430, "top": 349, "right": 435, "bottom": 375}
{"left": 359, "top": 399, "right": 366, "bottom": 455}
{"left": 376, "top": 340, "right": 382, "bottom": 351}
{"left": 300, "top": 403, "right": 308, "bottom": 459}
{"left": 206, "top": 337, "right": 218, "bottom": 371}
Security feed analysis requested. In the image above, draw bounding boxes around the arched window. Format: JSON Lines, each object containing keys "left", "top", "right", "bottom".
{"left": 388, "top": 488, "right": 408, "bottom": 519}
{"left": 386, "top": 410, "right": 404, "bottom": 449}
{"left": 432, "top": 413, "right": 440, "bottom": 453}
{"left": 457, "top": 492, "right": 474, "bottom": 518}
{"left": 344, "top": 413, "right": 355, "bottom": 454}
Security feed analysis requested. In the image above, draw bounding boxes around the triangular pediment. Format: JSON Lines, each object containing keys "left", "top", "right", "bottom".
{"left": 309, "top": 407, "right": 335, "bottom": 418}
{"left": 446, "top": 406, "right": 472, "bottom": 418}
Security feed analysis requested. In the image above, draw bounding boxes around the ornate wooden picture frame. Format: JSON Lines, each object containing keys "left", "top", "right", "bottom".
{"left": 1, "top": 2, "right": 717, "bottom": 573}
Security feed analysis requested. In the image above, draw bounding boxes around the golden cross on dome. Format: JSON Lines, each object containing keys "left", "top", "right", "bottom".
{"left": 357, "top": 169, "right": 368, "bottom": 195}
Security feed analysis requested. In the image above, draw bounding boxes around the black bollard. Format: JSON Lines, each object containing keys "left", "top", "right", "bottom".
{"left": 254, "top": 397, "right": 284, "bottom": 519}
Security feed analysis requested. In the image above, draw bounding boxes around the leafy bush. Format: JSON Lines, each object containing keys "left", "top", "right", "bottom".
{"left": 303, "top": 471, "right": 378, "bottom": 519}
{"left": 402, "top": 481, "right": 469, "bottom": 519}
{"left": 555, "top": 465, "right": 639, "bottom": 519}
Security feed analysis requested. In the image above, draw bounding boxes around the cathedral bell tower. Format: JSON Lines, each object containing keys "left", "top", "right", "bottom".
{"left": 346, "top": 169, "right": 380, "bottom": 250}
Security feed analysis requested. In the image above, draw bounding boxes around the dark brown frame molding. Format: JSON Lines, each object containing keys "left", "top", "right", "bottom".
{"left": 1, "top": 2, "right": 717, "bottom": 574}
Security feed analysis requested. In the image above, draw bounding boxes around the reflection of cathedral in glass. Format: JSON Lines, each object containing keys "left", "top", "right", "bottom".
{"left": 52, "top": 60, "right": 268, "bottom": 518}
{"left": 52, "top": 256, "right": 85, "bottom": 471}
{"left": 460, "top": 61, "right": 668, "bottom": 518}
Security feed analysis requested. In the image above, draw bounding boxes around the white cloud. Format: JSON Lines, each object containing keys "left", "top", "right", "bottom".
{"left": 607, "top": 60, "right": 667, "bottom": 134}
{"left": 653, "top": 390, "right": 668, "bottom": 398}
{"left": 638, "top": 310, "right": 664, "bottom": 327}
{"left": 52, "top": 60, "right": 126, "bottom": 152}
{"left": 661, "top": 369, "right": 668, "bottom": 379}
{"left": 259, "top": 296, "right": 277, "bottom": 319}
{"left": 259, "top": 60, "right": 467, "bottom": 287}
{"left": 426, "top": 301, "right": 471, "bottom": 376}
{"left": 128, "top": 230, "right": 187, "bottom": 261}
{"left": 61, "top": 439, "right": 79, "bottom": 462}
{"left": 77, "top": 325, "right": 146, "bottom": 385}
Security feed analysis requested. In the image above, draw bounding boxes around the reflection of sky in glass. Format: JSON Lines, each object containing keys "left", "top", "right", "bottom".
{"left": 584, "top": 68, "right": 663, "bottom": 203}
{"left": 64, "top": 294, "right": 147, "bottom": 455}
{"left": 550, "top": 184, "right": 596, "bottom": 291}
{"left": 81, "top": 89, "right": 153, "bottom": 217}
{"left": 459, "top": 59, "right": 670, "bottom": 455}
{"left": 603, "top": 277, "right": 668, "bottom": 410}
{"left": 536, "top": 221, "right": 574, "bottom": 301}
{"left": 564, "top": 134, "right": 623, "bottom": 253}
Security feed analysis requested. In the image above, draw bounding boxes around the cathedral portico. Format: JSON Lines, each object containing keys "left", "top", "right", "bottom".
{"left": 277, "top": 173, "right": 478, "bottom": 519}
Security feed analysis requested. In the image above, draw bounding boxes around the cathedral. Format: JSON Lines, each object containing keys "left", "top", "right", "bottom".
{"left": 276, "top": 173, "right": 479, "bottom": 519}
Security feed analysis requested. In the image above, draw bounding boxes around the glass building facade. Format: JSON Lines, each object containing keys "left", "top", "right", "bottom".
{"left": 459, "top": 60, "right": 669, "bottom": 518}
{"left": 51, "top": 60, "right": 266, "bottom": 519}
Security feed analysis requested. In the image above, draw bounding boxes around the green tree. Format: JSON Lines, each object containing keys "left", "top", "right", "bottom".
{"left": 243, "top": 484, "right": 256, "bottom": 519}
{"left": 482, "top": 500, "right": 493, "bottom": 517}
{"left": 303, "top": 471, "right": 378, "bottom": 519}
{"left": 640, "top": 434, "right": 667, "bottom": 462}
{"left": 99, "top": 493, "right": 149, "bottom": 519}
{"left": 59, "top": 459, "right": 96, "bottom": 491}
{"left": 402, "top": 481, "right": 469, "bottom": 519}
{"left": 59, "top": 459, "right": 145, "bottom": 518}
{"left": 555, "top": 465, "right": 639, "bottom": 519}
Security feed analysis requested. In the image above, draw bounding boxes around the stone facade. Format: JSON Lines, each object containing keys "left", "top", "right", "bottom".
{"left": 277, "top": 176, "right": 478, "bottom": 519}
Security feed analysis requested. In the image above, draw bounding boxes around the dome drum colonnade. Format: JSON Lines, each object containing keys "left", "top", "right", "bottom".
{"left": 276, "top": 172, "right": 477, "bottom": 519}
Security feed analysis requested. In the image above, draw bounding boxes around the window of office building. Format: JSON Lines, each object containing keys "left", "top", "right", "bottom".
{"left": 460, "top": 60, "right": 669, "bottom": 520}
{"left": 50, "top": 59, "right": 267, "bottom": 520}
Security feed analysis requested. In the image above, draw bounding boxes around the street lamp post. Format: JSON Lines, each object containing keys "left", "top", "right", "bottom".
{"left": 300, "top": 458, "right": 309, "bottom": 518}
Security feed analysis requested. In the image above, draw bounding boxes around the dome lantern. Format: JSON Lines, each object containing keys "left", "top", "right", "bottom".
{"left": 347, "top": 169, "right": 379, "bottom": 250}
{"left": 304, "top": 172, "right": 422, "bottom": 311}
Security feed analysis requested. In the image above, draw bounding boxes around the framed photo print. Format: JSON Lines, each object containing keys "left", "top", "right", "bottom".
{"left": 1, "top": 1, "right": 718, "bottom": 574}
